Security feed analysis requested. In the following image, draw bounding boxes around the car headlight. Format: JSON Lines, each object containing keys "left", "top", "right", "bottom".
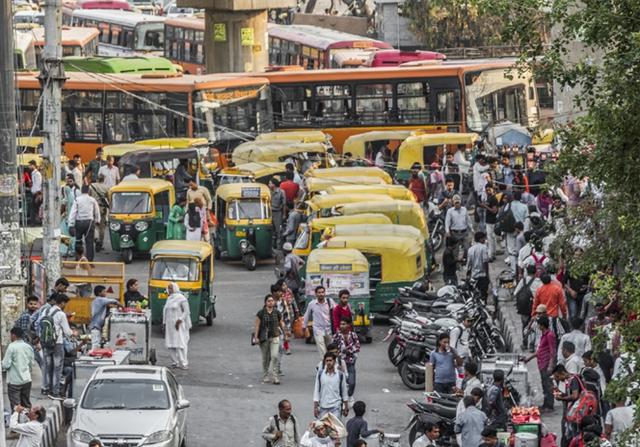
{"left": 71, "top": 429, "right": 94, "bottom": 443}
{"left": 135, "top": 221, "right": 149, "bottom": 232}
{"left": 110, "top": 222, "right": 121, "bottom": 231}
{"left": 144, "top": 430, "right": 173, "bottom": 445}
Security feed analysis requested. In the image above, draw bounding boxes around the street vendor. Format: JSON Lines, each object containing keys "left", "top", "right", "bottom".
{"left": 124, "top": 279, "right": 148, "bottom": 309}
{"left": 89, "top": 286, "right": 120, "bottom": 350}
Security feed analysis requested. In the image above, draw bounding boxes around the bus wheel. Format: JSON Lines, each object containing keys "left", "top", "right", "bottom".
{"left": 243, "top": 253, "right": 257, "bottom": 271}
{"left": 122, "top": 248, "right": 133, "bottom": 264}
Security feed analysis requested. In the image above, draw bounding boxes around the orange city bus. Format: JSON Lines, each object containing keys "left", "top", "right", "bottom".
{"left": 251, "top": 59, "right": 539, "bottom": 150}
{"left": 31, "top": 26, "right": 100, "bottom": 66}
{"left": 16, "top": 72, "right": 272, "bottom": 160}
{"left": 164, "top": 16, "right": 205, "bottom": 74}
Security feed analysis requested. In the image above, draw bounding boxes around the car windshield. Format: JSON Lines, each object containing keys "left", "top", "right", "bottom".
{"left": 81, "top": 379, "right": 170, "bottom": 410}
{"left": 111, "top": 192, "right": 151, "bottom": 214}
{"left": 151, "top": 258, "right": 198, "bottom": 281}
{"left": 228, "top": 199, "right": 268, "bottom": 220}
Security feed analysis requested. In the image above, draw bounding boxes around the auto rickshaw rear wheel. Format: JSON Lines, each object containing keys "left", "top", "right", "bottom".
{"left": 122, "top": 248, "right": 133, "bottom": 264}
{"left": 243, "top": 253, "right": 257, "bottom": 271}
{"left": 206, "top": 308, "right": 214, "bottom": 326}
{"left": 214, "top": 245, "right": 221, "bottom": 260}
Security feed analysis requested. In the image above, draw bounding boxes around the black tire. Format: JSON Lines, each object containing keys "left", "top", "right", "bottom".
{"left": 214, "top": 245, "right": 221, "bottom": 260}
{"left": 432, "top": 231, "right": 444, "bottom": 252}
{"left": 122, "top": 248, "right": 133, "bottom": 264}
{"left": 408, "top": 422, "right": 422, "bottom": 446}
{"left": 206, "top": 308, "right": 214, "bottom": 326}
{"left": 493, "top": 332, "right": 507, "bottom": 352}
{"left": 387, "top": 338, "right": 404, "bottom": 365}
{"left": 365, "top": 336, "right": 373, "bottom": 344}
{"left": 399, "top": 361, "right": 425, "bottom": 390}
{"left": 149, "top": 348, "right": 157, "bottom": 365}
{"left": 243, "top": 253, "right": 257, "bottom": 271}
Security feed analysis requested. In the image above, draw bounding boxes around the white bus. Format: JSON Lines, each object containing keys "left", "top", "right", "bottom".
{"left": 66, "top": 9, "right": 165, "bottom": 56}
{"left": 14, "top": 31, "right": 37, "bottom": 70}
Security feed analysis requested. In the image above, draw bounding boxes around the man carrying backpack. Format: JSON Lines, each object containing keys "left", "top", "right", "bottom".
{"left": 41, "top": 293, "right": 72, "bottom": 397}
{"left": 553, "top": 364, "right": 598, "bottom": 447}
{"left": 313, "top": 352, "right": 348, "bottom": 419}
{"left": 515, "top": 265, "right": 542, "bottom": 350}
{"left": 262, "top": 399, "right": 299, "bottom": 447}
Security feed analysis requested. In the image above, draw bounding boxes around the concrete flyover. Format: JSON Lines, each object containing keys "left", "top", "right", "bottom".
{"left": 176, "top": 0, "right": 297, "bottom": 73}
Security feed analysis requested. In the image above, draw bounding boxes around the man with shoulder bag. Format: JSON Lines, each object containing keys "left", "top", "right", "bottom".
{"left": 515, "top": 265, "right": 542, "bottom": 350}
{"left": 262, "top": 399, "right": 299, "bottom": 447}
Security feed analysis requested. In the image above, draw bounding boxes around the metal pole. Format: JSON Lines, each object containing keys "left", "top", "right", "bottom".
{"left": 39, "top": 0, "right": 65, "bottom": 288}
{"left": 1, "top": 0, "right": 25, "bottom": 441}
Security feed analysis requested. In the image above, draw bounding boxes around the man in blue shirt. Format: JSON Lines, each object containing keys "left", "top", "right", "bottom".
{"left": 89, "top": 286, "right": 120, "bottom": 350}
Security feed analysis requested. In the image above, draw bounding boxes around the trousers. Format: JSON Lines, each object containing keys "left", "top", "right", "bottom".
{"left": 90, "top": 329, "right": 102, "bottom": 350}
{"left": 505, "top": 232, "right": 518, "bottom": 274}
{"left": 168, "top": 347, "right": 188, "bottom": 368}
{"left": 346, "top": 362, "right": 356, "bottom": 397}
{"left": 314, "top": 332, "right": 333, "bottom": 358}
{"left": 539, "top": 368, "right": 554, "bottom": 409}
{"left": 43, "top": 344, "right": 64, "bottom": 395}
{"left": 7, "top": 382, "right": 31, "bottom": 409}
{"left": 75, "top": 219, "right": 95, "bottom": 261}
{"left": 260, "top": 336, "right": 280, "bottom": 379}
{"left": 449, "top": 230, "right": 469, "bottom": 261}
{"left": 485, "top": 223, "right": 496, "bottom": 258}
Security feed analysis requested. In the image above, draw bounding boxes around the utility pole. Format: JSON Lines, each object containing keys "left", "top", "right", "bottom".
{"left": 1, "top": 0, "right": 26, "bottom": 440}
{"left": 39, "top": 0, "right": 65, "bottom": 288}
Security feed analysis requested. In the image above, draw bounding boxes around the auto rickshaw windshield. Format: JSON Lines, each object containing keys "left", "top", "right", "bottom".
{"left": 111, "top": 192, "right": 152, "bottom": 214}
{"left": 228, "top": 199, "right": 270, "bottom": 220}
{"left": 294, "top": 225, "right": 310, "bottom": 250}
{"left": 151, "top": 258, "right": 199, "bottom": 282}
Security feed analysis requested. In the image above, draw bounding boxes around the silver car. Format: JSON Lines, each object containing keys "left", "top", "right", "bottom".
{"left": 66, "top": 365, "right": 189, "bottom": 447}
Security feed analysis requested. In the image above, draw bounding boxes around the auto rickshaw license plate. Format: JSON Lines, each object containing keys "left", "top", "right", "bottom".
{"left": 158, "top": 293, "right": 168, "bottom": 299}
{"left": 235, "top": 230, "right": 246, "bottom": 237}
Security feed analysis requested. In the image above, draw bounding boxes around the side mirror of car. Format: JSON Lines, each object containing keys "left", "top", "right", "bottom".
{"left": 176, "top": 399, "right": 190, "bottom": 410}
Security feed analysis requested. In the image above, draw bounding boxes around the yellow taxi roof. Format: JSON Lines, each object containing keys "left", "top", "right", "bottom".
{"left": 232, "top": 141, "right": 328, "bottom": 165}
{"left": 324, "top": 235, "right": 424, "bottom": 282}
{"left": 398, "top": 133, "right": 478, "bottom": 169}
{"left": 305, "top": 176, "right": 386, "bottom": 193}
{"left": 216, "top": 182, "right": 271, "bottom": 201}
{"left": 307, "top": 193, "right": 394, "bottom": 211}
{"left": 326, "top": 184, "right": 416, "bottom": 201}
{"left": 306, "top": 248, "right": 369, "bottom": 274}
{"left": 109, "top": 178, "right": 174, "bottom": 194}
{"left": 150, "top": 240, "right": 213, "bottom": 260}
{"left": 255, "top": 131, "right": 330, "bottom": 144}
{"left": 305, "top": 167, "right": 392, "bottom": 184}
{"left": 338, "top": 200, "right": 428, "bottom": 237}
{"left": 135, "top": 138, "right": 209, "bottom": 148}
{"left": 342, "top": 130, "right": 413, "bottom": 157}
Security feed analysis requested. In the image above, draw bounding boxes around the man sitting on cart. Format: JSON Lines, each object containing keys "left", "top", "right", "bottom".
{"left": 89, "top": 286, "right": 120, "bottom": 351}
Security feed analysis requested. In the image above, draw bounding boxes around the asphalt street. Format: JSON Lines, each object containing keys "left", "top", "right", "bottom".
{"left": 68, "top": 245, "right": 420, "bottom": 445}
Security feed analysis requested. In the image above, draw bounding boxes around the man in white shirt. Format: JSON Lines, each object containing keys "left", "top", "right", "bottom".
{"left": 97, "top": 155, "right": 120, "bottom": 189}
{"left": 69, "top": 185, "right": 100, "bottom": 261}
{"left": 9, "top": 404, "right": 45, "bottom": 447}
{"left": 374, "top": 149, "right": 386, "bottom": 168}
{"left": 42, "top": 294, "right": 72, "bottom": 397}
{"left": 121, "top": 165, "right": 140, "bottom": 181}
{"left": 557, "top": 317, "right": 592, "bottom": 365}
{"left": 28, "top": 160, "right": 43, "bottom": 224}
{"left": 412, "top": 421, "right": 440, "bottom": 447}
{"left": 605, "top": 401, "right": 635, "bottom": 446}
{"left": 445, "top": 195, "right": 474, "bottom": 262}
{"left": 449, "top": 315, "right": 473, "bottom": 360}
{"left": 313, "top": 352, "right": 348, "bottom": 419}
{"left": 559, "top": 341, "right": 584, "bottom": 374}
{"left": 472, "top": 155, "right": 489, "bottom": 195}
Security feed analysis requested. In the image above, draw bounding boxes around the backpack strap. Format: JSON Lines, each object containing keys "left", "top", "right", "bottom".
{"left": 526, "top": 276, "right": 536, "bottom": 289}
{"left": 273, "top": 414, "right": 280, "bottom": 432}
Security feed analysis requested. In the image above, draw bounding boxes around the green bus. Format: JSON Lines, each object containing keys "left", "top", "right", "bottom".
{"left": 63, "top": 56, "right": 179, "bottom": 74}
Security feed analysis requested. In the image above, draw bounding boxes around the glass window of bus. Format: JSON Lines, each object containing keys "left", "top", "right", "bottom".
{"left": 189, "top": 42, "right": 199, "bottom": 63}
{"left": 314, "top": 84, "right": 351, "bottom": 124}
{"left": 195, "top": 43, "right": 203, "bottom": 64}
{"left": 195, "top": 30, "right": 204, "bottom": 42}
{"left": 105, "top": 113, "right": 132, "bottom": 142}
{"left": 135, "top": 23, "right": 163, "bottom": 51}
{"left": 184, "top": 41, "right": 192, "bottom": 61}
{"left": 272, "top": 86, "right": 310, "bottom": 126}
{"left": 396, "top": 81, "right": 431, "bottom": 123}
{"left": 435, "top": 91, "right": 460, "bottom": 123}
{"left": 166, "top": 25, "right": 174, "bottom": 40}
{"left": 138, "top": 114, "right": 168, "bottom": 139}
{"left": 355, "top": 83, "right": 391, "bottom": 124}
{"left": 184, "top": 29, "right": 194, "bottom": 41}
{"left": 111, "top": 25, "right": 122, "bottom": 45}
{"left": 98, "top": 23, "right": 110, "bottom": 43}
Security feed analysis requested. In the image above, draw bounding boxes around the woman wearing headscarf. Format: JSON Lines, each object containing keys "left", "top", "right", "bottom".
{"left": 184, "top": 202, "right": 202, "bottom": 241}
{"left": 162, "top": 282, "right": 192, "bottom": 370}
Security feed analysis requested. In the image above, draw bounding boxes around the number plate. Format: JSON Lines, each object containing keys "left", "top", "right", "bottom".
{"left": 158, "top": 293, "right": 167, "bottom": 299}
{"left": 235, "top": 230, "right": 246, "bottom": 237}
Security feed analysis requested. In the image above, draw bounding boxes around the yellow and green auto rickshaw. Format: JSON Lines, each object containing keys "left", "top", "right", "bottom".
{"left": 134, "top": 137, "right": 220, "bottom": 172}
{"left": 293, "top": 213, "right": 394, "bottom": 260}
{"left": 325, "top": 184, "right": 416, "bottom": 202}
{"left": 216, "top": 162, "right": 287, "bottom": 188}
{"left": 307, "top": 193, "right": 394, "bottom": 218}
{"left": 108, "top": 179, "right": 175, "bottom": 264}
{"left": 304, "top": 166, "right": 393, "bottom": 184}
{"left": 322, "top": 235, "right": 425, "bottom": 313}
{"left": 342, "top": 130, "right": 414, "bottom": 165}
{"left": 396, "top": 133, "right": 478, "bottom": 181}
{"left": 304, "top": 248, "right": 373, "bottom": 342}
{"left": 255, "top": 130, "right": 332, "bottom": 145}
{"left": 103, "top": 143, "right": 163, "bottom": 165}
{"left": 336, "top": 200, "right": 428, "bottom": 240}
{"left": 17, "top": 136, "right": 44, "bottom": 153}
{"left": 149, "top": 240, "right": 216, "bottom": 326}
{"left": 214, "top": 183, "right": 272, "bottom": 270}
{"left": 231, "top": 141, "right": 335, "bottom": 171}
{"left": 304, "top": 176, "right": 386, "bottom": 199}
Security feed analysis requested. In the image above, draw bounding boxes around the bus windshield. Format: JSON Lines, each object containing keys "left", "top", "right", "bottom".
{"left": 464, "top": 69, "right": 531, "bottom": 132}
{"left": 111, "top": 192, "right": 151, "bottom": 214}
{"left": 135, "top": 22, "right": 163, "bottom": 51}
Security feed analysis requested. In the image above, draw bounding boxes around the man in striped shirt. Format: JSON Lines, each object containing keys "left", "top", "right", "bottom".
{"left": 524, "top": 316, "right": 556, "bottom": 411}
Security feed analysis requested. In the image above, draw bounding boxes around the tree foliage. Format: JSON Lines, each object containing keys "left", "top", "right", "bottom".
{"left": 488, "top": 0, "right": 640, "bottom": 420}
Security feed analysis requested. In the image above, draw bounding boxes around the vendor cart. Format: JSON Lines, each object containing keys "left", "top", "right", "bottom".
{"left": 104, "top": 309, "right": 156, "bottom": 365}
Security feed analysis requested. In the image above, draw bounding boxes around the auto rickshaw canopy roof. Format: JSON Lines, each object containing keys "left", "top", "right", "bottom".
{"left": 255, "top": 130, "right": 330, "bottom": 144}
{"left": 232, "top": 141, "right": 328, "bottom": 165}
{"left": 337, "top": 200, "right": 428, "bottom": 238}
{"left": 307, "top": 193, "right": 394, "bottom": 211}
{"left": 304, "top": 167, "right": 392, "bottom": 184}
{"left": 135, "top": 138, "right": 209, "bottom": 148}
{"left": 18, "top": 153, "right": 69, "bottom": 167}
{"left": 323, "top": 235, "right": 424, "bottom": 282}
{"left": 309, "top": 213, "right": 393, "bottom": 232}
{"left": 326, "top": 184, "right": 416, "bottom": 202}
{"left": 397, "top": 133, "right": 478, "bottom": 170}
{"left": 333, "top": 223, "right": 424, "bottom": 243}
{"left": 306, "top": 248, "right": 369, "bottom": 274}
{"left": 17, "top": 136, "right": 43, "bottom": 151}
{"left": 119, "top": 148, "right": 200, "bottom": 167}
{"left": 109, "top": 178, "right": 174, "bottom": 195}
{"left": 223, "top": 162, "right": 287, "bottom": 179}
{"left": 342, "top": 130, "right": 414, "bottom": 158}
{"left": 305, "top": 176, "right": 386, "bottom": 193}
{"left": 215, "top": 183, "right": 271, "bottom": 201}
{"left": 103, "top": 143, "right": 161, "bottom": 158}
{"left": 150, "top": 240, "right": 213, "bottom": 260}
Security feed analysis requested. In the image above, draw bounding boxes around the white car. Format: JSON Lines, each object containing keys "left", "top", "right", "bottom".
{"left": 66, "top": 365, "right": 189, "bottom": 447}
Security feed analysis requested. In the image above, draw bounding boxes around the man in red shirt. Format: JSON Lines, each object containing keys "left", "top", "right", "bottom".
{"left": 531, "top": 273, "right": 568, "bottom": 319}
{"left": 332, "top": 290, "right": 353, "bottom": 334}
{"left": 408, "top": 162, "right": 427, "bottom": 205}
{"left": 524, "top": 315, "right": 556, "bottom": 411}
{"left": 279, "top": 171, "right": 300, "bottom": 209}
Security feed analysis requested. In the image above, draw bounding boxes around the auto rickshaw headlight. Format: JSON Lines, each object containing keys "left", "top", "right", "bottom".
{"left": 239, "top": 240, "right": 249, "bottom": 251}
{"left": 110, "top": 222, "right": 121, "bottom": 231}
{"left": 135, "top": 221, "right": 149, "bottom": 232}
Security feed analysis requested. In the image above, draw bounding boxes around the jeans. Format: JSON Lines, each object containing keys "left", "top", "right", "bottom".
{"left": 7, "top": 382, "right": 31, "bottom": 409}
{"left": 485, "top": 223, "right": 496, "bottom": 258}
{"left": 43, "top": 344, "right": 65, "bottom": 395}
{"left": 539, "top": 368, "right": 554, "bottom": 409}
{"left": 567, "top": 295, "right": 584, "bottom": 320}
{"left": 346, "top": 362, "right": 356, "bottom": 397}
{"left": 474, "top": 276, "right": 490, "bottom": 302}
{"left": 75, "top": 219, "right": 95, "bottom": 261}
{"left": 260, "top": 336, "right": 280, "bottom": 380}
{"left": 434, "top": 382, "right": 455, "bottom": 394}
{"left": 506, "top": 232, "right": 518, "bottom": 274}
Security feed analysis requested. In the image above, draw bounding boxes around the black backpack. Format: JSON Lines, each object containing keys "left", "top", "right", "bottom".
{"left": 266, "top": 414, "right": 297, "bottom": 447}
{"left": 515, "top": 277, "right": 535, "bottom": 316}
{"left": 40, "top": 308, "right": 60, "bottom": 349}
{"left": 496, "top": 203, "right": 516, "bottom": 234}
